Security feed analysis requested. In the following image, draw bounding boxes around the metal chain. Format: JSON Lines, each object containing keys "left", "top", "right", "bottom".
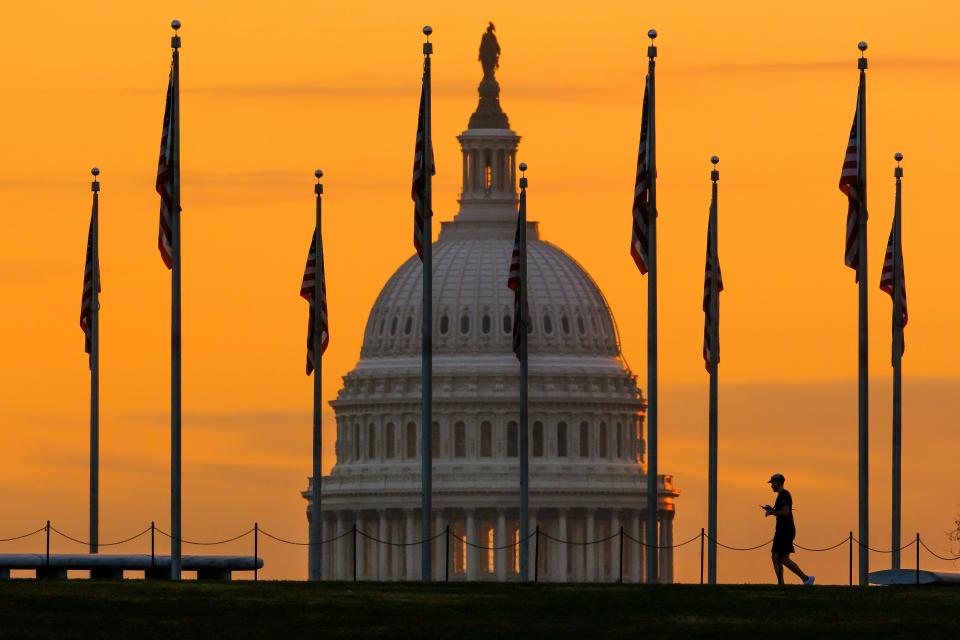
{"left": 0, "top": 526, "right": 46, "bottom": 542}
{"left": 155, "top": 527, "right": 254, "bottom": 546}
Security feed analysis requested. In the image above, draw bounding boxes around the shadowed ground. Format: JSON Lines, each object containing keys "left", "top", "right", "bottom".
{"left": 0, "top": 582, "right": 957, "bottom": 639}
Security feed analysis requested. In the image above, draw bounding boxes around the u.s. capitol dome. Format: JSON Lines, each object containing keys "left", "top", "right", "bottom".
{"left": 304, "top": 28, "right": 678, "bottom": 582}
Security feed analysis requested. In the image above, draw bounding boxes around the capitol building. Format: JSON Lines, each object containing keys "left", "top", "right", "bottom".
{"left": 304, "top": 28, "right": 678, "bottom": 582}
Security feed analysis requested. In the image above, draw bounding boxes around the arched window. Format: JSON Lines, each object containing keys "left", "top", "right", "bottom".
{"left": 367, "top": 423, "right": 377, "bottom": 459}
{"left": 480, "top": 421, "right": 492, "bottom": 457}
{"left": 598, "top": 422, "right": 608, "bottom": 459}
{"left": 533, "top": 421, "right": 544, "bottom": 457}
{"left": 390, "top": 316, "right": 398, "bottom": 336}
{"left": 439, "top": 315, "right": 450, "bottom": 335}
{"left": 561, "top": 316, "right": 571, "bottom": 335}
{"left": 616, "top": 422, "right": 623, "bottom": 459}
{"left": 543, "top": 315, "right": 553, "bottom": 335}
{"left": 454, "top": 421, "right": 466, "bottom": 458}
{"left": 579, "top": 421, "right": 589, "bottom": 458}
{"left": 507, "top": 421, "right": 518, "bottom": 457}
{"left": 406, "top": 422, "right": 417, "bottom": 459}
{"left": 432, "top": 422, "right": 440, "bottom": 458}
{"left": 386, "top": 422, "right": 396, "bottom": 459}
{"left": 404, "top": 316, "right": 413, "bottom": 335}
{"left": 460, "top": 314, "right": 471, "bottom": 335}
{"left": 378, "top": 318, "right": 386, "bottom": 336}
{"left": 577, "top": 316, "right": 586, "bottom": 335}
{"left": 484, "top": 163, "right": 492, "bottom": 192}
{"left": 503, "top": 314, "right": 512, "bottom": 334}
{"left": 482, "top": 315, "right": 492, "bottom": 334}
{"left": 353, "top": 424, "right": 360, "bottom": 460}
{"left": 557, "top": 422, "right": 568, "bottom": 457}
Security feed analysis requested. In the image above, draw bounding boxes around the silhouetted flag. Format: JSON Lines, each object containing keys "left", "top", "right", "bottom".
{"left": 301, "top": 233, "right": 329, "bottom": 375}
{"left": 839, "top": 85, "right": 864, "bottom": 279}
{"left": 156, "top": 68, "right": 176, "bottom": 269}
{"left": 631, "top": 75, "right": 652, "bottom": 274}
{"left": 702, "top": 223, "right": 723, "bottom": 371}
{"left": 79, "top": 216, "right": 100, "bottom": 362}
{"left": 880, "top": 225, "right": 907, "bottom": 357}
{"left": 411, "top": 68, "right": 435, "bottom": 261}
{"left": 507, "top": 207, "right": 527, "bottom": 359}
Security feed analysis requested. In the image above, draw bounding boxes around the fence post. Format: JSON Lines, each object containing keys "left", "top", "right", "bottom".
{"left": 151, "top": 521, "right": 156, "bottom": 568}
{"left": 700, "top": 528, "right": 705, "bottom": 585}
{"left": 618, "top": 526, "right": 623, "bottom": 584}
{"left": 445, "top": 525, "right": 450, "bottom": 583}
{"left": 915, "top": 532, "right": 920, "bottom": 585}
{"left": 848, "top": 531, "right": 853, "bottom": 587}
{"left": 45, "top": 520, "right": 50, "bottom": 566}
{"left": 254, "top": 522, "right": 259, "bottom": 582}
{"left": 535, "top": 526, "right": 541, "bottom": 584}
{"left": 352, "top": 524, "right": 358, "bottom": 582}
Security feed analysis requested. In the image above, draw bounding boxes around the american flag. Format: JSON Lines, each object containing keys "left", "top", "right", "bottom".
{"left": 156, "top": 66, "right": 177, "bottom": 269}
{"left": 702, "top": 221, "right": 723, "bottom": 371}
{"left": 411, "top": 66, "right": 435, "bottom": 261}
{"left": 79, "top": 215, "right": 100, "bottom": 362}
{"left": 880, "top": 225, "right": 907, "bottom": 358}
{"left": 839, "top": 85, "right": 863, "bottom": 279}
{"left": 507, "top": 206, "right": 526, "bottom": 359}
{"left": 630, "top": 75, "right": 652, "bottom": 275}
{"left": 300, "top": 232, "right": 329, "bottom": 375}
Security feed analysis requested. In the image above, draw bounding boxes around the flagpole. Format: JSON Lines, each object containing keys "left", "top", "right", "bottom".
{"left": 891, "top": 152, "right": 904, "bottom": 571}
{"left": 309, "top": 169, "right": 324, "bottom": 581}
{"left": 707, "top": 156, "right": 720, "bottom": 585}
{"left": 518, "top": 163, "right": 530, "bottom": 582}
{"left": 855, "top": 40, "right": 869, "bottom": 586}
{"left": 644, "top": 28, "right": 659, "bottom": 584}
{"left": 420, "top": 25, "right": 434, "bottom": 582}
{"left": 170, "top": 19, "right": 183, "bottom": 581}
{"left": 89, "top": 167, "right": 100, "bottom": 556}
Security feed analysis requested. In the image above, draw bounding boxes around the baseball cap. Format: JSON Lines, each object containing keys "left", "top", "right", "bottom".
{"left": 767, "top": 473, "right": 785, "bottom": 484}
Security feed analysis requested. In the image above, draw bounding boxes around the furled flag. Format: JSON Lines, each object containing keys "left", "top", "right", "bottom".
{"left": 79, "top": 216, "right": 100, "bottom": 362}
{"left": 879, "top": 226, "right": 907, "bottom": 358}
{"left": 630, "top": 75, "right": 652, "bottom": 275}
{"left": 702, "top": 222, "right": 723, "bottom": 371}
{"left": 507, "top": 209, "right": 527, "bottom": 359}
{"left": 838, "top": 85, "right": 864, "bottom": 280}
{"left": 411, "top": 66, "right": 435, "bottom": 261}
{"left": 156, "top": 66, "right": 177, "bottom": 269}
{"left": 300, "top": 232, "right": 329, "bottom": 375}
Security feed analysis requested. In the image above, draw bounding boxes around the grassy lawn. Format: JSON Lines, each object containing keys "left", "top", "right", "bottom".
{"left": 0, "top": 581, "right": 957, "bottom": 639}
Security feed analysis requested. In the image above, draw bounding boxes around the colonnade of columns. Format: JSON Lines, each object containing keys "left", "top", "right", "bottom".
{"left": 461, "top": 145, "right": 517, "bottom": 196}
{"left": 317, "top": 507, "right": 675, "bottom": 583}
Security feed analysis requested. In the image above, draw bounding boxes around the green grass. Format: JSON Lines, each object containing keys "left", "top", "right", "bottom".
{"left": 0, "top": 582, "right": 958, "bottom": 639}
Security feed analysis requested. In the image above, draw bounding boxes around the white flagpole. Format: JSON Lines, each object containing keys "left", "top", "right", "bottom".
{"left": 891, "top": 152, "right": 904, "bottom": 570}
{"left": 707, "top": 156, "right": 720, "bottom": 584}
{"left": 644, "top": 28, "right": 660, "bottom": 584}
{"left": 309, "top": 169, "right": 324, "bottom": 581}
{"left": 856, "top": 41, "right": 869, "bottom": 586}
{"left": 170, "top": 19, "right": 183, "bottom": 581}
{"left": 420, "top": 25, "right": 434, "bottom": 582}
{"left": 518, "top": 163, "right": 530, "bottom": 582}
{"left": 89, "top": 167, "right": 100, "bottom": 556}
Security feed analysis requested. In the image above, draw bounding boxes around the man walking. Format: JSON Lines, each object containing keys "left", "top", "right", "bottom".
{"left": 762, "top": 473, "right": 814, "bottom": 585}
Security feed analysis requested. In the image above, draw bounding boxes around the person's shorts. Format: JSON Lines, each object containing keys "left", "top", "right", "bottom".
{"left": 772, "top": 532, "right": 796, "bottom": 555}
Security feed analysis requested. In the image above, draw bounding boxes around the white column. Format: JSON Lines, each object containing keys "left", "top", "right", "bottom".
{"left": 336, "top": 511, "right": 348, "bottom": 580}
{"left": 435, "top": 510, "right": 446, "bottom": 581}
{"left": 466, "top": 509, "right": 478, "bottom": 581}
{"left": 496, "top": 510, "right": 507, "bottom": 582}
{"left": 355, "top": 512, "right": 366, "bottom": 580}
{"left": 631, "top": 510, "right": 642, "bottom": 583}
{"left": 404, "top": 509, "right": 416, "bottom": 581}
{"left": 529, "top": 510, "right": 538, "bottom": 581}
{"left": 557, "top": 510, "right": 568, "bottom": 583}
{"left": 610, "top": 511, "right": 621, "bottom": 583}
{"left": 585, "top": 509, "right": 596, "bottom": 581}
{"left": 664, "top": 513, "right": 675, "bottom": 584}
{"left": 658, "top": 511, "right": 669, "bottom": 584}
{"left": 377, "top": 510, "right": 388, "bottom": 580}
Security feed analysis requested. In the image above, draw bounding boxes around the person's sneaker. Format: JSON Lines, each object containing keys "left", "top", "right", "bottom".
{"left": 803, "top": 576, "right": 816, "bottom": 586}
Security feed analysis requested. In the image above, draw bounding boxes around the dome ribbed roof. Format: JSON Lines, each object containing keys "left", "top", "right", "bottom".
{"left": 360, "top": 228, "right": 620, "bottom": 359}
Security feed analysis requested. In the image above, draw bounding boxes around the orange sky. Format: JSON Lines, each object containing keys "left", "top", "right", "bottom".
{"left": 2, "top": 1, "right": 960, "bottom": 582}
